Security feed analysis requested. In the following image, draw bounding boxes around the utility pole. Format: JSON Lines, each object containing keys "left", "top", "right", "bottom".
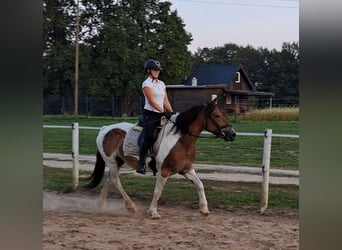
{"left": 74, "top": 0, "right": 80, "bottom": 115}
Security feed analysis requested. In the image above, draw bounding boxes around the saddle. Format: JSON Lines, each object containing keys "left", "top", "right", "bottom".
{"left": 123, "top": 116, "right": 167, "bottom": 158}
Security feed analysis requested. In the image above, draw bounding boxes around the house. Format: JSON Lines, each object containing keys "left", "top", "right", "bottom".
{"left": 166, "top": 64, "right": 274, "bottom": 115}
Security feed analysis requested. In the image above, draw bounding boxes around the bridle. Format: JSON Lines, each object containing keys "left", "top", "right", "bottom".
{"left": 208, "top": 112, "right": 232, "bottom": 139}
{"left": 183, "top": 108, "right": 232, "bottom": 139}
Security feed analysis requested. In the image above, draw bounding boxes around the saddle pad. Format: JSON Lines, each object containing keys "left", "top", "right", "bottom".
{"left": 123, "top": 126, "right": 142, "bottom": 157}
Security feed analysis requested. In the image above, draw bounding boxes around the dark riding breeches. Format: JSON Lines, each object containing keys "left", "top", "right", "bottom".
{"left": 139, "top": 109, "right": 163, "bottom": 154}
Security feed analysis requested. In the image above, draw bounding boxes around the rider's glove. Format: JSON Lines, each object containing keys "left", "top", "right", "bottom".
{"left": 162, "top": 111, "right": 175, "bottom": 119}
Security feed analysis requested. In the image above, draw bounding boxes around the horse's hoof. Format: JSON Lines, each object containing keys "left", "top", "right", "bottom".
{"left": 200, "top": 212, "right": 209, "bottom": 216}
{"left": 200, "top": 209, "right": 210, "bottom": 216}
{"left": 150, "top": 213, "right": 161, "bottom": 219}
{"left": 97, "top": 200, "right": 107, "bottom": 209}
{"left": 148, "top": 209, "right": 161, "bottom": 219}
{"left": 126, "top": 205, "right": 137, "bottom": 213}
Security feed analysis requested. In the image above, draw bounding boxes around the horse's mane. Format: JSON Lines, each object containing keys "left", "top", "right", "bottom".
{"left": 173, "top": 104, "right": 205, "bottom": 135}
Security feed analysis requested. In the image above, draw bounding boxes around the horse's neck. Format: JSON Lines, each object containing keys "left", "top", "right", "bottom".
{"left": 187, "top": 116, "right": 206, "bottom": 138}
{"left": 180, "top": 134, "right": 198, "bottom": 151}
{"left": 156, "top": 113, "right": 205, "bottom": 151}
{"left": 176, "top": 125, "right": 204, "bottom": 154}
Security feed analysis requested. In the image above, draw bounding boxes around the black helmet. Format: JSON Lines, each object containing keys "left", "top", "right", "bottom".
{"left": 144, "top": 59, "right": 162, "bottom": 74}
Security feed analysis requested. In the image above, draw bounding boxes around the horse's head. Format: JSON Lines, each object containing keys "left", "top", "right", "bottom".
{"left": 205, "top": 97, "right": 236, "bottom": 141}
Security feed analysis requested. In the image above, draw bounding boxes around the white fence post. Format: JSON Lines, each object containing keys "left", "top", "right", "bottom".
{"left": 72, "top": 122, "right": 79, "bottom": 190}
{"left": 260, "top": 129, "right": 272, "bottom": 214}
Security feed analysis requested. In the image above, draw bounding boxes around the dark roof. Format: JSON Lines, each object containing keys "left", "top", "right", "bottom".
{"left": 183, "top": 64, "right": 241, "bottom": 86}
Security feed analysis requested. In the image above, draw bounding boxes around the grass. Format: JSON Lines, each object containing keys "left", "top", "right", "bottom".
{"left": 43, "top": 114, "right": 299, "bottom": 169}
{"left": 241, "top": 107, "right": 299, "bottom": 121}
{"left": 43, "top": 166, "right": 299, "bottom": 211}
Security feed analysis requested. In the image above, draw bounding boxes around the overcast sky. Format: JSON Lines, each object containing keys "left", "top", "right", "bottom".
{"left": 165, "top": 0, "right": 299, "bottom": 52}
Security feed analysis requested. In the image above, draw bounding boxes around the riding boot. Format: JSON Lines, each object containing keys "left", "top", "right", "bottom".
{"left": 136, "top": 149, "right": 147, "bottom": 175}
{"left": 148, "top": 157, "right": 157, "bottom": 176}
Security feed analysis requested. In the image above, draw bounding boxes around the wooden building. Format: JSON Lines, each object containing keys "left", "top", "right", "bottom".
{"left": 166, "top": 64, "right": 274, "bottom": 115}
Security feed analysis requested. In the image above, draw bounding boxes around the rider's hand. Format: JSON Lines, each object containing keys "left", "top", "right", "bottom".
{"left": 162, "top": 111, "right": 174, "bottom": 119}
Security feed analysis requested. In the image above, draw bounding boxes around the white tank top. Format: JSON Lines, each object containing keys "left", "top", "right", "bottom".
{"left": 142, "top": 77, "right": 166, "bottom": 113}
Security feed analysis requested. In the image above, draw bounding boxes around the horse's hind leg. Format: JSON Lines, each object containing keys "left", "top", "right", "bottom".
{"left": 111, "top": 176, "right": 137, "bottom": 213}
{"left": 184, "top": 169, "right": 209, "bottom": 215}
{"left": 97, "top": 159, "right": 136, "bottom": 212}
{"left": 108, "top": 163, "right": 137, "bottom": 212}
{"left": 98, "top": 176, "right": 111, "bottom": 209}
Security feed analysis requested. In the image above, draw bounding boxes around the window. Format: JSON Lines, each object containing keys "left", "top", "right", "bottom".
{"left": 235, "top": 72, "right": 240, "bottom": 83}
{"left": 226, "top": 94, "right": 232, "bottom": 104}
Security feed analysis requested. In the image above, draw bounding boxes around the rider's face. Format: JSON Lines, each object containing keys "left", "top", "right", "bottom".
{"left": 150, "top": 69, "right": 160, "bottom": 78}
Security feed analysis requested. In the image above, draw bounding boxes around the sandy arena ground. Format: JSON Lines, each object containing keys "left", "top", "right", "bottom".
{"left": 43, "top": 191, "right": 299, "bottom": 250}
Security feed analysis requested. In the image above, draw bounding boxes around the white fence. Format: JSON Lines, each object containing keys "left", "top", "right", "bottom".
{"left": 43, "top": 123, "right": 299, "bottom": 213}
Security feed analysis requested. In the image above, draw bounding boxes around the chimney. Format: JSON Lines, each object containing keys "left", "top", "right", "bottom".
{"left": 191, "top": 77, "right": 197, "bottom": 86}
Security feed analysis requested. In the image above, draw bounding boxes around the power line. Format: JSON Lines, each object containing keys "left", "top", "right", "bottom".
{"left": 172, "top": 0, "right": 298, "bottom": 9}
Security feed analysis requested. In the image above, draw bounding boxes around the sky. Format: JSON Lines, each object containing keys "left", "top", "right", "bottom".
{"left": 164, "top": 0, "right": 299, "bottom": 52}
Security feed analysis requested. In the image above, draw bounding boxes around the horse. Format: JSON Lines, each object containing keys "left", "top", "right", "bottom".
{"left": 84, "top": 97, "right": 236, "bottom": 219}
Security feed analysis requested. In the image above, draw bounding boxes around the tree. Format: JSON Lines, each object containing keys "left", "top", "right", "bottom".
{"left": 256, "top": 42, "right": 299, "bottom": 101}
{"left": 279, "top": 42, "right": 299, "bottom": 99}
{"left": 151, "top": 2, "right": 193, "bottom": 84}
{"left": 43, "top": 0, "right": 193, "bottom": 115}
{"left": 81, "top": 0, "right": 193, "bottom": 114}
{"left": 43, "top": 0, "right": 77, "bottom": 113}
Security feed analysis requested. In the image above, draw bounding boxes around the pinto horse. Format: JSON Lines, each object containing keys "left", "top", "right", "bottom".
{"left": 85, "top": 97, "right": 236, "bottom": 219}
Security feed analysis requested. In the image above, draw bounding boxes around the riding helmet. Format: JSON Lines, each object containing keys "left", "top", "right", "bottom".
{"left": 144, "top": 59, "right": 162, "bottom": 74}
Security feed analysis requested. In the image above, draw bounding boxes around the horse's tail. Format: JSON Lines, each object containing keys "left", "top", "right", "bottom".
{"left": 83, "top": 150, "right": 106, "bottom": 189}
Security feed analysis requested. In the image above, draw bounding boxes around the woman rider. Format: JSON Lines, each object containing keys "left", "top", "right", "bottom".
{"left": 136, "top": 59, "right": 174, "bottom": 174}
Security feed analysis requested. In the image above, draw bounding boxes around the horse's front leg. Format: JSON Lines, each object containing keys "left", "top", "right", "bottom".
{"left": 184, "top": 169, "right": 209, "bottom": 215}
{"left": 148, "top": 173, "right": 168, "bottom": 219}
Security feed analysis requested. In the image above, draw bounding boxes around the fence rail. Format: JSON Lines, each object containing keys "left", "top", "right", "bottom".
{"left": 42, "top": 125, "right": 299, "bottom": 138}
{"left": 43, "top": 123, "right": 299, "bottom": 213}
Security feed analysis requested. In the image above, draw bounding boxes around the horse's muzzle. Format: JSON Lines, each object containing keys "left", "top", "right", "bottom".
{"left": 222, "top": 128, "right": 236, "bottom": 141}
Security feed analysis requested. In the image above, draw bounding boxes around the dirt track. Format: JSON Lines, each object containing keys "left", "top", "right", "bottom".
{"left": 43, "top": 153, "right": 299, "bottom": 249}
{"left": 43, "top": 191, "right": 299, "bottom": 250}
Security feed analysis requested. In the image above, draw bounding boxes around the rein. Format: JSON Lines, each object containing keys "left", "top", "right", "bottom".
{"left": 143, "top": 110, "right": 229, "bottom": 140}
{"left": 185, "top": 116, "right": 231, "bottom": 139}
{"left": 186, "top": 113, "right": 230, "bottom": 139}
{"left": 141, "top": 117, "right": 167, "bottom": 126}
{"left": 161, "top": 109, "right": 231, "bottom": 140}
{"left": 186, "top": 132, "right": 221, "bottom": 139}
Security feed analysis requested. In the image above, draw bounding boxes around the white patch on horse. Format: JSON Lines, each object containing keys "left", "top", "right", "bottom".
{"left": 96, "top": 122, "right": 134, "bottom": 161}
{"left": 155, "top": 114, "right": 181, "bottom": 168}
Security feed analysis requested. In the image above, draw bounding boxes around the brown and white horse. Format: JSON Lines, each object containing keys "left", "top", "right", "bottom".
{"left": 85, "top": 97, "right": 236, "bottom": 219}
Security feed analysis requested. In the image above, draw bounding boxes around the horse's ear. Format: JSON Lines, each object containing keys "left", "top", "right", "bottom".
{"left": 206, "top": 96, "right": 218, "bottom": 113}
{"left": 209, "top": 96, "right": 218, "bottom": 106}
